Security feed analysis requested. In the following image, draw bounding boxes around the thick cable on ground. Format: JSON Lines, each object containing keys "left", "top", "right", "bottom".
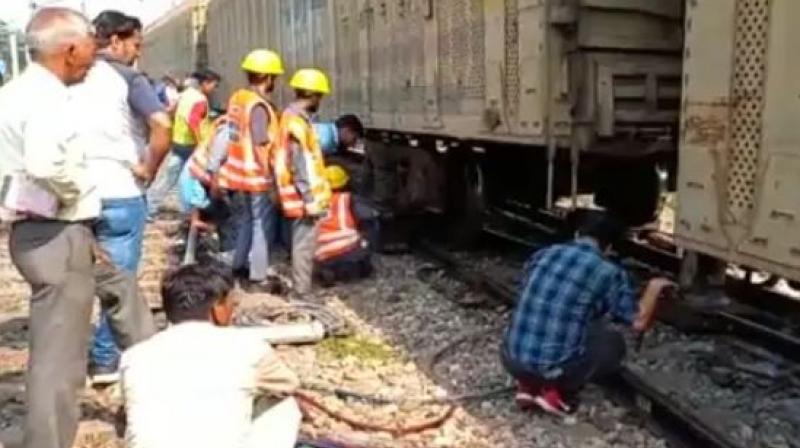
{"left": 294, "top": 391, "right": 455, "bottom": 437}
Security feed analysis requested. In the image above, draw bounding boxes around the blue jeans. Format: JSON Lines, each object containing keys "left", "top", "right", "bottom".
{"left": 91, "top": 196, "right": 147, "bottom": 367}
{"left": 232, "top": 192, "right": 277, "bottom": 281}
{"left": 147, "top": 144, "right": 193, "bottom": 217}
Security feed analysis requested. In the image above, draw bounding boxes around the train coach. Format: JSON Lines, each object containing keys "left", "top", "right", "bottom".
{"left": 141, "top": 0, "right": 800, "bottom": 286}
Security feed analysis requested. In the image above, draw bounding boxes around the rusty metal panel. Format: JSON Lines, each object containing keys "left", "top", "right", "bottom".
{"left": 738, "top": 0, "right": 800, "bottom": 275}
{"left": 677, "top": 0, "right": 800, "bottom": 281}
{"left": 675, "top": 0, "right": 736, "bottom": 253}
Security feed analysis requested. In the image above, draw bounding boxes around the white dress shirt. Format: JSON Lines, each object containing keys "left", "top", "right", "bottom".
{"left": 0, "top": 63, "right": 99, "bottom": 221}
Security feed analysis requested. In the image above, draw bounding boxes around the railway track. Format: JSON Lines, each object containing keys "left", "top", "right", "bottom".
{"left": 414, "top": 235, "right": 800, "bottom": 448}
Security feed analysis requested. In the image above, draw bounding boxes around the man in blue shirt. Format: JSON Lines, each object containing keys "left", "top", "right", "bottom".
{"left": 502, "top": 213, "right": 673, "bottom": 416}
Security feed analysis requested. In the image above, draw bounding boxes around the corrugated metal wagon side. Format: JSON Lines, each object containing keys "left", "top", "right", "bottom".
{"left": 141, "top": 1, "right": 198, "bottom": 80}
{"left": 676, "top": 0, "right": 800, "bottom": 283}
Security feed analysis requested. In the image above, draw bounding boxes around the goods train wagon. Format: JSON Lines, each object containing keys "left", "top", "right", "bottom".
{"left": 141, "top": 1, "right": 199, "bottom": 80}
{"left": 144, "top": 0, "right": 684, "bottom": 220}
{"left": 141, "top": 0, "right": 800, "bottom": 283}
{"left": 677, "top": 0, "right": 800, "bottom": 283}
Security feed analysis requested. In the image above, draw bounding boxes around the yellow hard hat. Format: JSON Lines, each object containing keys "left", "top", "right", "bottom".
{"left": 289, "top": 68, "right": 331, "bottom": 95}
{"left": 325, "top": 165, "right": 349, "bottom": 190}
{"left": 241, "top": 49, "right": 284, "bottom": 75}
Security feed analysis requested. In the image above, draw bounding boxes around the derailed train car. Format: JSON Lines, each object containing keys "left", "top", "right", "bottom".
{"left": 141, "top": 0, "right": 800, "bottom": 283}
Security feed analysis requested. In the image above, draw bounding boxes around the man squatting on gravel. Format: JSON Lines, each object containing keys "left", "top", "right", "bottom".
{"left": 502, "top": 212, "right": 674, "bottom": 416}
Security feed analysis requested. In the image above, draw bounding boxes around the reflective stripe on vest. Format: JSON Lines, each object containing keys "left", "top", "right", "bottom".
{"left": 188, "top": 116, "right": 228, "bottom": 185}
{"left": 315, "top": 192, "right": 361, "bottom": 261}
{"left": 172, "top": 87, "right": 207, "bottom": 146}
{"left": 217, "top": 89, "right": 278, "bottom": 192}
{"left": 274, "top": 107, "right": 331, "bottom": 218}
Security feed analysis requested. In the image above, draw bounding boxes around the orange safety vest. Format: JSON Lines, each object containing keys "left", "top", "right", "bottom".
{"left": 217, "top": 89, "right": 279, "bottom": 192}
{"left": 315, "top": 192, "right": 361, "bottom": 261}
{"left": 187, "top": 116, "right": 229, "bottom": 185}
{"left": 273, "top": 105, "right": 331, "bottom": 218}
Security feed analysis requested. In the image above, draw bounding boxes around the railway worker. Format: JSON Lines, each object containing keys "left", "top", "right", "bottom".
{"left": 273, "top": 68, "right": 333, "bottom": 299}
{"left": 314, "top": 165, "right": 380, "bottom": 286}
{"left": 501, "top": 212, "right": 674, "bottom": 416}
{"left": 179, "top": 116, "right": 238, "bottom": 266}
{"left": 147, "top": 68, "right": 221, "bottom": 220}
{"left": 0, "top": 8, "right": 155, "bottom": 448}
{"left": 216, "top": 49, "right": 285, "bottom": 292}
{"left": 336, "top": 113, "right": 367, "bottom": 155}
{"left": 72, "top": 9, "right": 173, "bottom": 384}
{"left": 120, "top": 261, "right": 301, "bottom": 448}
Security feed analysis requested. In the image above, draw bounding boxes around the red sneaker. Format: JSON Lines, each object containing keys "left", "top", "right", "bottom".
{"left": 514, "top": 381, "right": 538, "bottom": 410}
{"left": 533, "top": 386, "right": 573, "bottom": 417}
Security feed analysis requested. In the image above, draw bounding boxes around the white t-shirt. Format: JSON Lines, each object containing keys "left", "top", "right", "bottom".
{"left": 71, "top": 58, "right": 164, "bottom": 200}
{"left": 121, "top": 322, "right": 300, "bottom": 448}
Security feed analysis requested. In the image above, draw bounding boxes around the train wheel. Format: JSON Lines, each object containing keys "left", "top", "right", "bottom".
{"left": 446, "top": 159, "right": 486, "bottom": 247}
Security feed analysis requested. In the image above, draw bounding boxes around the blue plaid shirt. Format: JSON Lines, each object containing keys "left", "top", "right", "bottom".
{"left": 503, "top": 238, "right": 639, "bottom": 373}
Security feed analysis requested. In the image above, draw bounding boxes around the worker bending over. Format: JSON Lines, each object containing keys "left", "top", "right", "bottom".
{"left": 147, "top": 69, "right": 220, "bottom": 219}
{"left": 179, "top": 116, "right": 237, "bottom": 265}
{"left": 502, "top": 213, "right": 673, "bottom": 416}
{"left": 121, "top": 261, "right": 301, "bottom": 448}
{"left": 217, "top": 49, "right": 284, "bottom": 291}
{"left": 273, "top": 69, "right": 332, "bottom": 298}
{"left": 315, "top": 165, "right": 379, "bottom": 285}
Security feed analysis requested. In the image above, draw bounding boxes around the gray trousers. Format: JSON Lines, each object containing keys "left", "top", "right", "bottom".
{"left": 501, "top": 322, "right": 626, "bottom": 394}
{"left": 9, "top": 220, "right": 155, "bottom": 448}
{"left": 291, "top": 218, "right": 320, "bottom": 294}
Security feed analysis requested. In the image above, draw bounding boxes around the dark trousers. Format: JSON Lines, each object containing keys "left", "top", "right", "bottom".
{"left": 502, "top": 322, "right": 626, "bottom": 394}
{"left": 9, "top": 220, "right": 155, "bottom": 448}
{"left": 316, "top": 244, "right": 372, "bottom": 282}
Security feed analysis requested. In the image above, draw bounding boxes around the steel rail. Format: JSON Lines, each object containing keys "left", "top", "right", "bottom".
{"left": 414, "top": 239, "right": 744, "bottom": 448}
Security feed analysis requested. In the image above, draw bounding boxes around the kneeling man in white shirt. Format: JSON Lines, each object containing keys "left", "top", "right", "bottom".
{"left": 120, "top": 261, "right": 302, "bottom": 448}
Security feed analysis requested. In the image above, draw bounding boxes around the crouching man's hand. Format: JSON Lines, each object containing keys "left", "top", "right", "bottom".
{"left": 633, "top": 277, "right": 676, "bottom": 333}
